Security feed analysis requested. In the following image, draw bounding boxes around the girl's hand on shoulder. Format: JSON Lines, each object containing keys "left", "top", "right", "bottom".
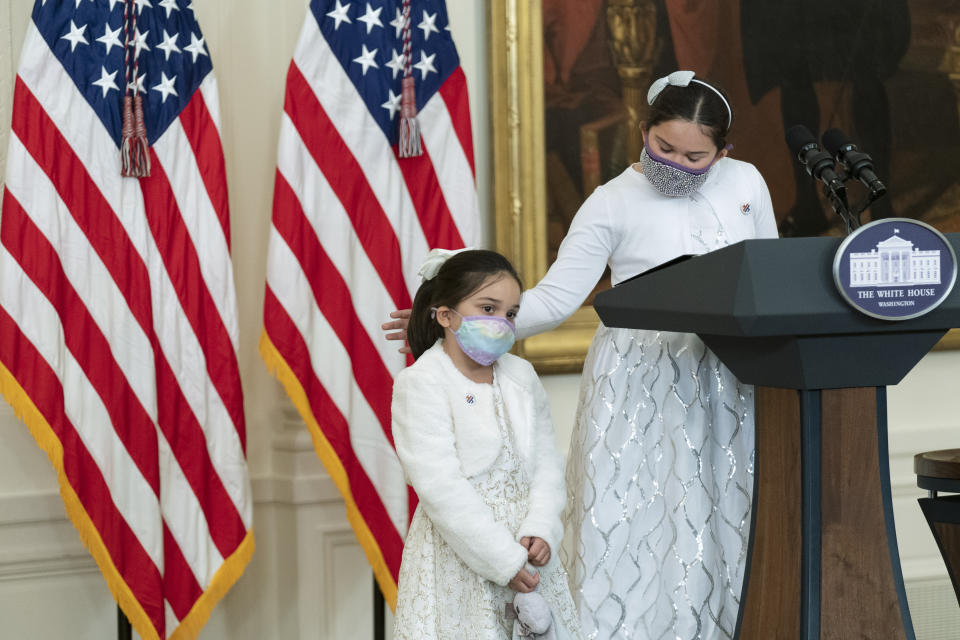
{"left": 381, "top": 309, "right": 411, "bottom": 354}
{"left": 525, "top": 537, "right": 551, "bottom": 567}
{"left": 508, "top": 565, "right": 540, "bottom": 593}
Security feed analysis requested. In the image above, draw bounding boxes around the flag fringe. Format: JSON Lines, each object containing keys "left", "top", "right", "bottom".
{"left": 258, "top": 329, "right": 399, "bottom": 610}
{"left": 0, "top": 362, "right": 255, "bottom": 640}
{"left": 0, "top": 362, "right": 159, "bottom": 640}
{"left": 168, "top": 531, "right": 255, "bottom": 640}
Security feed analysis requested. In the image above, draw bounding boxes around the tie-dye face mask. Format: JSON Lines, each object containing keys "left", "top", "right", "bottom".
{"left": 444, "top": 309, "right": 517, "bottom": 366}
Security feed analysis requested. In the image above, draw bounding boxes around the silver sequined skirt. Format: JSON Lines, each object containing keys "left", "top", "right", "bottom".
{"left": 562, "top": 325, "right": 755, "bottom": 639}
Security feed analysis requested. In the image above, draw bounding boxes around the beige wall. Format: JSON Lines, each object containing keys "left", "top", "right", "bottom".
{"left": 1, "top": 1, "right": 959, "bottom": 638}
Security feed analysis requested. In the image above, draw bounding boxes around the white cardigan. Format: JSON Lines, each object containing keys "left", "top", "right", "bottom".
{"left": 391, "top": 340, "right": 566, "bottom": 586}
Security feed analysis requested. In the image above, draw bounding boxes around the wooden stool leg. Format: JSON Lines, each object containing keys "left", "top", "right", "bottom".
{"left": 918, "top": 495, "right": 960, "bottom": 607}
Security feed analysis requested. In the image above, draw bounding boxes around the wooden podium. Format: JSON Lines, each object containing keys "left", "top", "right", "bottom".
{"left": 594, "top": 236, "right": 960, "bottom": 639}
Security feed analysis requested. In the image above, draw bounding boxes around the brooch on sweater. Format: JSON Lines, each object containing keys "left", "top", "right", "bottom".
{"left": 740, "top": 202, "right": 751, "bottom": 214}
{"left": 465, "top": 394, "right": 475, "bottom": 405}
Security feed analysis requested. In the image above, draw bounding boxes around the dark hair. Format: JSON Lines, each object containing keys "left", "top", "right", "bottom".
{"left": 646, "top": 77, "right": 732, "bottom": 150}
{"left": 408, "top": 249, "right": 523, "bottom": 360}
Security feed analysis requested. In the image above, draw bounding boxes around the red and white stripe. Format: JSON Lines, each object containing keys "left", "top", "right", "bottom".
{"left": 262, "top": 13, "right": 479, "bottom": 604}
{"left": 0, "top": 23, "right": 251, "bottom": 640}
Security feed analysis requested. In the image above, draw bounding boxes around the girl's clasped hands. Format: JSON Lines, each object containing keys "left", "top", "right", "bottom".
{"left": 509, "top": 536, "right": 551, "bottom": 593}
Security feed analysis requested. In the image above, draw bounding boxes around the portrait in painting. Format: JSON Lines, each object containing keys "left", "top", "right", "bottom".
{"left": 542, "top": 0, "right": 960, "bottom": 247}
{"left": 491, "top": 0, "right": 960, "bottom": 369}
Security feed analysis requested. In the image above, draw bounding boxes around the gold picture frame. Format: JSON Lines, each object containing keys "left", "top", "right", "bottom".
{"left": 488, "top": 0, "right": 599, "bottom": 374}
{"left": 935, "top": 329, "right": 960, "bottom": 350}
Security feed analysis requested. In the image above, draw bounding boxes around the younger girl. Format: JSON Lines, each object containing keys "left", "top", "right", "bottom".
{"left": 391, "top": 249, "right": 582, "bottom": 639}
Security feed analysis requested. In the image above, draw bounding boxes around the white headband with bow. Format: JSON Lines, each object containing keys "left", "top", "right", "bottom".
{"left": 646, "top": 70, "right": 732, "bottom": 128}
{"left": 417, "top": 247, "right": 473, "bottom": 281}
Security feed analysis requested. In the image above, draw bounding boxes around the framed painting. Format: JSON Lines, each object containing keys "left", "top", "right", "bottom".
{"left": 489, "top": 0, "right": 960, "bottom": 373}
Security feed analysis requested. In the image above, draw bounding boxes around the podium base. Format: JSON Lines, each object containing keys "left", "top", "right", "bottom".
{"left": 736, "top": 387, "right": 915, "bottom": 640}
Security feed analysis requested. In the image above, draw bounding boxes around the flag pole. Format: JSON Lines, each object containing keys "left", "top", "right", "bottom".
{"left": 118, "top": 606, "right": 132, "bottom": 640}
{"left": 374, "top": 574, "right": 385, "bottom": 640}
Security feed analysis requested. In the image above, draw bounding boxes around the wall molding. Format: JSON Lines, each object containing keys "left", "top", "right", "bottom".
{"left": 0, "top": 470, "right": 344, "bottom": 582}
{"left": 0, "top": 422, "right": 954, "bottom": 595}
{"left": 0, "top": 553, "right": 98, "bottom": 582}
{"left": 889, "top": 424, "right": 956, "bottom": 488}
{"left": 0, "top": 472, "right": 343, "bottom": 521}
{"left": 319, "top": 527, "right": 368, "bottom": 638}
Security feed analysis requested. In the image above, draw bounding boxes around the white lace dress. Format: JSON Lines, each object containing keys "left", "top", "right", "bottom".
{"left": 393, "top": 375, "right": 582, "bottom": 639}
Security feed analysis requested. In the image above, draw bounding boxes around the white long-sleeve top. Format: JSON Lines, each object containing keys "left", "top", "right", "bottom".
{"left": 391, "top": 341, "right": 567, "bottom": 586}
{"left": 516, "top": 158, "right": 779, "bottom": 338}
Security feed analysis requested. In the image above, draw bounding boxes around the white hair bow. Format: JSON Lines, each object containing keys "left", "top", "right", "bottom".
{"left": 646, "top": 70, "right": 696, "bottom": 105}
{"left": 417, "top": 247, "right": 472, "bottom": 281}
{"left": 646, "top": 70, "right": 732, "bottom": 127}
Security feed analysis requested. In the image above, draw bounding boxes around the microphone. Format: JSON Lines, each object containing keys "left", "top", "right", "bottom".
{"left": 822, "top": 129, "right": 887, "bottom": 198}
{"left": 785, "top": 125, "right": 846, "bottom": 198}
{"left": 785, "top": 124, "right": 858, "bottom": 231}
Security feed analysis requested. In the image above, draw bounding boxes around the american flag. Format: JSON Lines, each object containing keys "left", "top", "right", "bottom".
{"left": 260, "top": 0, "right": 479, "bottom": 607}
{"left": 0, "top": 1, "right": 252, "bottom": 639}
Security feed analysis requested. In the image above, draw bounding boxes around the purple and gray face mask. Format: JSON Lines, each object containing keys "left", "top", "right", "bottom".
{"left": 638, "top": 136, "right": 717, "bottom": 197}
